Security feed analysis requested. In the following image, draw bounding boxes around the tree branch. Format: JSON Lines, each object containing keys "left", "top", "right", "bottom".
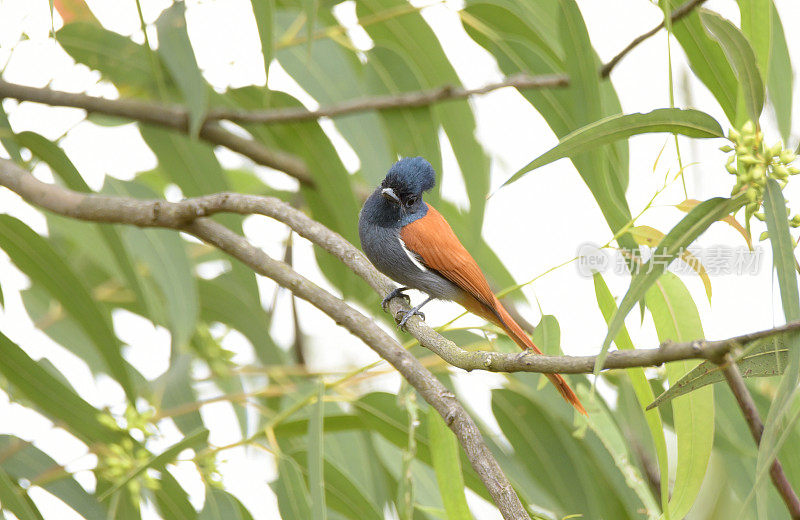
{"left": 3, "top": 157, "right": 799, "bottom": 375}
{"left": 0, "top": 157, "right": 530, "bottom": 520}
{"left": 9, "top": 155, "right": 800, "bottom": 517}
{"left": 719, "top": 356, "right": 800, "bottom": 519}
{"left": 0, "top": 0, "right": 709, "bottom": 138}
{"left": 0, "top": 79, "right": 314, "bottom": 187}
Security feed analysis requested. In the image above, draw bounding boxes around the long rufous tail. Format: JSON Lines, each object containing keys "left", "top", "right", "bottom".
{"left": 495, "top": 304, "right": 587, "bottom": 416}
{"left": 459, "top": 294, "right": 587, "bottom": 415}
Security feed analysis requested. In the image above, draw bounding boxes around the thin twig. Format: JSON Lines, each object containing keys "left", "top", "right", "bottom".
{"left": 599, "top": 0, "right": 709, "bottom": 77}
{"left": 206, "top": 74, "right": 569, "bottom": 123}
{"left": 719, "top": 356, "right": 800, "bottom": 519}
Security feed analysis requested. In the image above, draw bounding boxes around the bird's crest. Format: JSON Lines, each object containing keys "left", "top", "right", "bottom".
{"left": 382, "top": 157, "right": 436, "bottom": 197}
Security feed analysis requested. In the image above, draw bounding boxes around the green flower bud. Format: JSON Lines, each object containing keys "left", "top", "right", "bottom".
{"left": 719, "top": 145, "right": 734, "bottom": 153}
{"left": 740, "top": 154, "right": 761, "bottom": 165}
{"left": 792, "top": 215, "right": 800, "bottom": 227}
{"left": 781, "top": 150, "right": 797, "bottom": 164}
{"left": 729, "top": 128, "right": 741, "bottom": 141}
{"left": 773, "top": 164, "right": 789, "bottom": 178}
{"left": 742, "top": 120, "right": 755, "bottom": 135}
{"left": 736, "top": 145, "right": 749, "bottom": 155}
{"left": 789, "top": 167, "right": 800, "bottom": 175}
{"left": 746, "top": 188, "right": 758, "bottom": 202}
{"left": 760, "top": 231, "right": 769, "bottom": 241}
{"left": 752, "top": 165, "right": 766, "bottom": 180}
{"left": 754, "top": 212, "right": 766, "bottom": 221}
{"left": 768, "top": 142, "right": 783, "bottom": 158}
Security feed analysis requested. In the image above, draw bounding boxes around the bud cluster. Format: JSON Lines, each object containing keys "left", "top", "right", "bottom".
{"left": 96, "top": 438, "right": 159, "bottom": 499}
{"left": 194, "top": 327, "right": 236, "bottom": 375}
{"left": 722, "top": 121, "right": 798, "bottom": 235}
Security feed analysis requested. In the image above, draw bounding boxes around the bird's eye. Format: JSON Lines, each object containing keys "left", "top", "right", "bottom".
{"left": 405, "top": 196, "right": 418, "bottom": 207}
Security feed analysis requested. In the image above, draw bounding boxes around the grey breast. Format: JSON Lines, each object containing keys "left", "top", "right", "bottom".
{"left": 358, "top": 199, "right": 462, "bottom": 301}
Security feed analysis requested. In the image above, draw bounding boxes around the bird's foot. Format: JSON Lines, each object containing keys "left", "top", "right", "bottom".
{"left": 396, "top": 308, "right": 425, "bottom": 329}
{"left": 382, "top": 287, "right": 411, "bottom": 311}
{"left": 395, "top": 296, "right": 433, "bottom": 329}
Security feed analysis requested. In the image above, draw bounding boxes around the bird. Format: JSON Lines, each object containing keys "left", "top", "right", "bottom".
{"left": 358, "top": 157, "right": 586, "bottom": 415}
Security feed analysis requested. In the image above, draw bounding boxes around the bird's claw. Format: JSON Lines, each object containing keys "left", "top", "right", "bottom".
{"left": 382, "top": 287, "right": 411, "bottom": 311}
{"left": 396, "top": 308, "right": 425, "bottom": 329}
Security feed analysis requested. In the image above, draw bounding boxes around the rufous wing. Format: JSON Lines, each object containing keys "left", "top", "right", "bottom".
{"left": 401, "top": 203, "right": 587, "bottom": 416}
{"left": 400, "top": 204, "right": 498, "bottom": 312}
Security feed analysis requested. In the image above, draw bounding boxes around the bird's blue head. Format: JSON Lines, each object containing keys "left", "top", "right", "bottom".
{"left": 362, "top": 157, "right": 436, "bottom": 228}
{"left": 381, "top": 157, "right": 436, "bottom": 200}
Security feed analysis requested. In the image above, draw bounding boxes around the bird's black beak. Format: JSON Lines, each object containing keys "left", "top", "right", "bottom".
{"left": 381, "top": 187, "right": 400, "bottom": 205}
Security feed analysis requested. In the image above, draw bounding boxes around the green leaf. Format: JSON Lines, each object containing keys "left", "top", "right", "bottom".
{"left": 593, "top": 272, "right": 669, "bottom": 515}
{"left": 0, "top": 331, "right": 120, "bottom": 444}
{"left": 14, "top": 131, "right": 155, "bottom": 321}
{"left": 662, "top": 0, "right": 737, "bottom": 122}
{"left": 595, "top": 196, "right": 745, "bottom": 376}
{"left": 766, "top": 1, "right": 792, "bottom": 142}
{"left": 504, "top": 109, "right": 723, "bottom": 186}
{"left": 293, "top": 451, "right": 384, "bottom": 520}
{"left": 0, "top": 435, "right": 107, "bottom": 520}
{"left": 462, "top": 1, "right": 634, "bottom": 251}
{"left": 737, "top": 0, "right": 771, "bottom": 80}
{"left": 200, "top": 486, "right": 253, "bottom": 520}
{"left": 153, "top": 353, "right": 205, "bottom": 435}
{"left": 492, "top": 386, "right": 642, "bottom": 518}
{"left": 351, "top": 393, "right": 490, "bottom": 503}
{"left": 308, "top": 383, "right": 326, "bottom": 520}
{"left": 0, "top": 103, "right": 22, "bottom": 163}
{"left": 427, "top": 408, "right": 473, "bottom": 520}
{"left": 646, "top": 273, "right": 713, "bottom": 520}
{"left": 357, "top": 0, "right": 490, "bottom": 231}
{"left": 199, "top": 276, "right": 284, "bottom": 365}
{"left": 753, "top": 179, "right": 800, "bottom": 515}
{"left": 648, "top": 337, "right": 789, "bottom": 409}
{"left": 104, "top": 179, "right": 199, "bottom": 349}
{"left": 0, "top": 468, "right": 42, "bottom": 520}
{"left": 559, "top": 0, "right": 600, "bottom": 125}
{"left": 364, "top": 45, "right": 441, "bottom": 183}
{"left": 700, "top": 9, "right": 765, "bottom": 123}
{"left": 250, "top": 0, "right": 275, "bottom": 84}
{"left": 99, "top": 428, "right": 209, "bottom": 501}
{"left": 275, "top": 10, "right": 392, "bottom": 184}
{"left": 764, "top": 179, "right": 800, "bottom": 320}
{"left": 302, "top": 0, "right": 318, "bottom": 55}
{"left": 57, "top": 22, "right": 168, "bottom": 96}
{"left": 154, "top": 471, "right": 198, "bottom": 520}
{"left": 155, "top": 2, "right": 208, "bottom": 136}
{"left": 0, "top": 215, "right": 135, "bottom": 400}
{"left": 313, "top": 431, "right": 392, "bottom": 511}
{"left": 140, "top": 125, "right": 229, "bottom": 198}
{"left": 272, "top": 454, "right": 312, "bottom": 519}
{"left": 575, "top": 388, "right": 660, "bottom": 517}
{"left": 221, "top": 87, "right": 367, "bottom": 301}
{"left": 555, "top": 0, "right": 635, "bottom": 253}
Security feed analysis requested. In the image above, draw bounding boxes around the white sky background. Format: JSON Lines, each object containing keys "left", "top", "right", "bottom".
{"left": 0, "top": 0, "right": 799, "bottom": 518}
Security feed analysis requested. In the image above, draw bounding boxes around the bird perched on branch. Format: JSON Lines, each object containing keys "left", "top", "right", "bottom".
{"left": 358, "top": 157, "right": 586, "bottom": 415}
